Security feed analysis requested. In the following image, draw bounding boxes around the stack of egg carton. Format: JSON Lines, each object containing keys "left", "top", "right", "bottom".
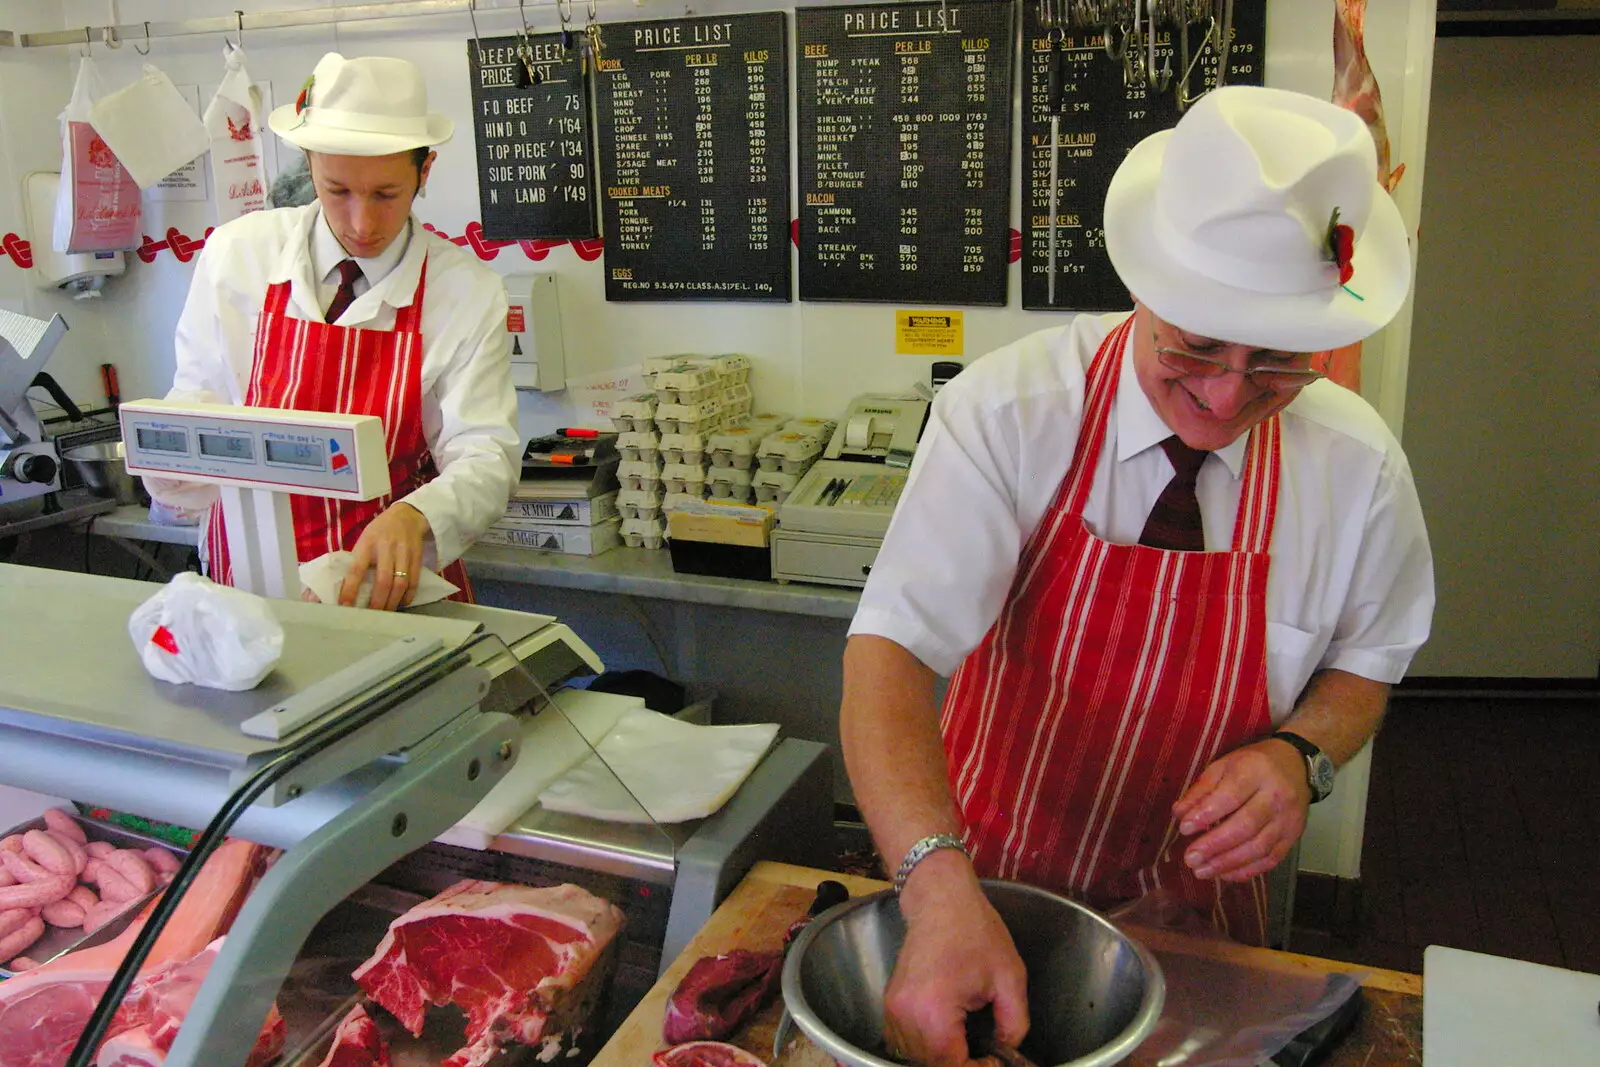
{"left": 752, "top": 417, "right": 837, "bottom": 506}
{"left": 705, "top": 412, "right": 790, "bottom": 504}
{"left": 613, "top": 354, "right": 755, "bottom": 549}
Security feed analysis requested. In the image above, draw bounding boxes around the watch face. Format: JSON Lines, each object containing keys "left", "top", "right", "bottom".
{"left": 1310, "top": 754, "right": 1336, "bottom": 801}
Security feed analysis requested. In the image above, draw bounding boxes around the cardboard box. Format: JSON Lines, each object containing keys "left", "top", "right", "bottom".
{"left": 502, "top": 491, "right": 618, "bottom": 526}
{"left": 480, "top": 517, "right": 622, "bottom": 556}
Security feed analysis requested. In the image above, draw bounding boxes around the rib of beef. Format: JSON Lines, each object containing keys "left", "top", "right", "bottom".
{"left": 314, "top": 1003, "right": 391, "bottom": 1067}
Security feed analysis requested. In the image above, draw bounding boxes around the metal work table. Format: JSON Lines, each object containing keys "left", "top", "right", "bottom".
{"left": 0, "top": 487, "right": 118, "bottom": 540}
{"left": 85, "top": 504, "right": 862, "bottom": 620}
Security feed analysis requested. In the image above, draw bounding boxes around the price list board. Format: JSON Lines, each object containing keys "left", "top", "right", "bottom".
{"left": 467, "top": 35, "right": 598, "bottom": 240}
{"left": 1022, "top": 3, "right": 1265, "bottom": 310}
{"left": 593, "top": 13, "right": 791, "bottom": 302}
{"left": 796, "top": 1, "right": 1016, "bottom": 306}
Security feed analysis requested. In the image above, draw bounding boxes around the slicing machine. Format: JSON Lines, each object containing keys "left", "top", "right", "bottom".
{"left": 0, "top": 309, "right": 69, "bottom": 505}
{"left": 0, "top": 565, "right": 830, "bottom": 1064}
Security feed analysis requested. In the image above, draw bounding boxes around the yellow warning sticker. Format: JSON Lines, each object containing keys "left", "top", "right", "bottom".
{"left": 895, "top": 310, "right": 964, "bottom": 356}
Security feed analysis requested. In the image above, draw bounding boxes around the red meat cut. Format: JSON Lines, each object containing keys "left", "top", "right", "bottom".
{"left": 653, "top": 1040, "right": 768, "bottom": 1067}
{"left": 662, "top": 950, "right": 782, "bottom": 1044}
{"left": 315, "top": 1004, "right": 391, "bottom": 1067}
{"left": 352, "top": 880, "right": 624, "bottom": 1067}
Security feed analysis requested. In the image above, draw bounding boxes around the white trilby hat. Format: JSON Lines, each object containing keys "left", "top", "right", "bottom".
{"left": 1104, "top": 85, "right": 1410, "bottom": 352}
{"left": 268, "top": 53, "right": 453, "bottom": 156}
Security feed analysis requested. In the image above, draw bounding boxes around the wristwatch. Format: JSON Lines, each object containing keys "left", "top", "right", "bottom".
{"left": 1271, "top": 730, "right": 1335, "bottom": 804}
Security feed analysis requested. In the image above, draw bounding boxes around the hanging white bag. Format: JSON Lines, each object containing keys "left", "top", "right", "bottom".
{"left": 88, "top": 63, "right": 210, "bottom": 189}
{"left": 128, "top": 573, "right": 285, "bottom": 691}
{"left": 52, "top": 56, "right": 141, "bottom": 254}
{"left": 203, "top": 44, "right": 268, "bottom": 224}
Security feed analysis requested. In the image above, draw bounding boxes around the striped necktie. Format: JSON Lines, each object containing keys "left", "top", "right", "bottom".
{"left": 324, "top": 258, "right": 362, "bottom": 324}
{"left": 1139, "top": 435, "right": 1210, "bottom": 552}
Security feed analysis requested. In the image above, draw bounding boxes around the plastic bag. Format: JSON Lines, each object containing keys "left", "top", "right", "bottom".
{"left": 88, "top": 63, "right": 210, "bottom": 189}
{"left": 53, "top": 57, "right": 141, "bottom": 254}
{"left": 128, "top": 573, "right": 284, "bottom": 691}
{"left": 202, "top": 43, "right": 267, "bottom": 224}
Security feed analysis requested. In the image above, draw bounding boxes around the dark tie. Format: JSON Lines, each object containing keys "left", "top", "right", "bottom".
{"left": 1139, "top": 435, "right": 1210, "bottom": 552}
{"left": 324, "top": 258, "right": 362, "bottom": 324}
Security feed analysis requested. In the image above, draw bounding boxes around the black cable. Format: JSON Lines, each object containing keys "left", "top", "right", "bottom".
{"left": 65, "top": 645, "right": 470, "bottom": 1065}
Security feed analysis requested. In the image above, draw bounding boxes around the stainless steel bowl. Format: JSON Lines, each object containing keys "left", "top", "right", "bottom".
{"left": 63, "top": 440, "right": 144, "bottom": 505}
{"left": 782, "top": 881, "right": 1164, "bottom": 1067}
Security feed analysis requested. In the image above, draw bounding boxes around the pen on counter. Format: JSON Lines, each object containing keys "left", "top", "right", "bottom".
{"left": 555, "top": 427, "right": 601, "bottom": 438}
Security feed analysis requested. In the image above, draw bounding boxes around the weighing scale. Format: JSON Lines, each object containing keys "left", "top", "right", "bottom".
{"left": 0, "top": 401, "right": 833, "bottom": 1066}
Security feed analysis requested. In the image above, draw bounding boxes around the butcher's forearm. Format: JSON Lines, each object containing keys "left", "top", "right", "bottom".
{"left": 840, "top": 635, "right": 970, "bottom": 903}
{"left": 1277, "top": 668, "right": 1389, "bottom": 766}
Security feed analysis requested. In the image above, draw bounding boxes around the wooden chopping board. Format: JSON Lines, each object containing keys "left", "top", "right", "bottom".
{"left": 591, "top": 863, "right": 1426, "bottom": 1067}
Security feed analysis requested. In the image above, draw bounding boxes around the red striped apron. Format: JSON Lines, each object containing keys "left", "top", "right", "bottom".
{"left": 205, "top": 257, "right": 474, "bottom": 603}
{"left": 940, "top": 317, "right": 1280, "bottom": 944}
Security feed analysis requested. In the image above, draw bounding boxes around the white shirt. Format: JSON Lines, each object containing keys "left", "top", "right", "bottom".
{"left": 151, "top": 203, "right": 519, "bottom": 568}
{"left": 850, "top": 312, "right": 1436, "bottom": 721}
{"left": 310, "top": 210, "right": 410, "bottom": 313}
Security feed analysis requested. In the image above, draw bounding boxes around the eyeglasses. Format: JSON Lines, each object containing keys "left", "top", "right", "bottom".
{"left": 1153, "top": 333, "right": 1325, "bottom": 392}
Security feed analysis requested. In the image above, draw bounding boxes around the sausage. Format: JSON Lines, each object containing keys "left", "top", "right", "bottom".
{"left": 82, "top": 899, "right": 128, "bottom": 934}
{"left": 0, "top": 851, "right": 48, "bottom": 884}
{"left": 93, "top": 866, "right": 141, "bottom": 904}
{"left": 41, "top": 898, "right": 86, "bottom": 928}
{"left": 0, "top": 908, "right": 35, "bottom": 939}
{"left": 42, "top": 808, "right": 87, "bottom": 844}
{"left": 45, "top": 831, "right": 87, "bottom": 875}
{"left": 85, "top": 841, "right": 116, "bottom": 859}
{"left": 0, "top": 874, "right": 74, "bottom": 910}
{"left": 141, "top": 848, "right": 181, "bottom": 876}
{"left": 68, "top": 885, "right": 99, "bottom": 910}
{"left": 0, "top": 834, "right": 23, "bottom": 854}
{"left": 21, "top": 831, "right": 75, "bottom": 877}
{"left": 83, "top": 858, "right": 103, "bottom": 883}
{"left": 7, "top": 956, "right": 40, "bottom": 971}
{"left": 105, "top": 851, "right": 156, "bottom": 895}
{"left": 0, "top": 915, "right": 44, "bottom": 962}
{"left": 0, "top": 869, "right": 14, "bottom": 888}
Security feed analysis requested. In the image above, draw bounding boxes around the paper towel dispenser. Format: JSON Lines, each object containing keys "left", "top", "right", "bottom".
{"left": 22, "top": 172, "right": 125, "bottom": 298}
{"left": 503, "top": 274, "right": 567, "bottom": 392}
{"left": 826, "top": 394, "right": 930, "bottom": 468}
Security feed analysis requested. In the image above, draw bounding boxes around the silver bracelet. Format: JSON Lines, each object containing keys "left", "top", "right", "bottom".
{"left": 893, "top": 833, "right": 969, "bottom": 894}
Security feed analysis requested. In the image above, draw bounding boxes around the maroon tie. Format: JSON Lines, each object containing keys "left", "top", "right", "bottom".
{"left": 1139, "top": 435, "right": 1210, "bottom": 552}
{"left": 324, "top": 258, "right": 362, "bottom": 324}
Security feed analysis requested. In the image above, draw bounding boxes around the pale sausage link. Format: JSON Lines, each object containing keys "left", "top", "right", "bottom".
{"left": 0, "top": 915, "right": 44, "bottom": 961}
{"left": 43, "top": 808, "right": 88, "bottom": 844}
{"left": 22, "top": 830, "right": 75, "bottom": 877}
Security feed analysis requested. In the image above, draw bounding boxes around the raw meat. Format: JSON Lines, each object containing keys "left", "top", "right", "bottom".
{"left": 92, "top": 1005, "right": 283, "bottom": 1067}
{"left": 315, "top": 1004, "right": 391, "bottom": 1067}
{"left": 653, "top": 1040, "right": 767, "bottom": 1067}
{"left": 1332, "top": 0, "right": 1404, "bottom": 193}
{"left": 0, "top": 838, "right": 270, "bottom": 1067}
{"left": 662, "top": 951, "right": 782, "bottom": 1045}
{"left": 353, "top": 880, "right": 624, "bottom": 1067}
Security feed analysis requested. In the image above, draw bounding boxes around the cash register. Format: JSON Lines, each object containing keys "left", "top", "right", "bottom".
{"left": 770, "top": 394, "right": 929, "bottom": 588}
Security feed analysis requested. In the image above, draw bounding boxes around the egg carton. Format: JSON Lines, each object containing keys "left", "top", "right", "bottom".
{"left": 746, "top": 412, "right": 791, "bottom": 434}
{"left": 707, "top": 425, "right": 762, "bottom": 469}
{"left": 642, "top": 354, "right": 704, "bottom": 376}
{"left": 707, "top": 465, "right": 753, "bottom": 492}
{"left": 618, "top": 458, "right": 663, "bottom": 493}
{"left": 662, "top": 491, "right": 706, "bottom": 513}
{"left": 617, "top": 487, "right": 664, "bottom": 522}
{"left": 611, "top": 394, "right": 659, "bottom": 432}
{"left": 656, "top": 414, "right": 725, "bottom": 437}
{"left": 784, "top": 417, "right": 837, "bottom": 440}
{"left": 661, "top": 462, "right": 708, "bottom": 496}
{"left": 752, "top": 469, "right": 800, "bottom": 505}
{"left": 655, "top": 363, "right": 720, "bottom": 395}
{"left": 617, "top": 430, "right": 660, "bottom": 464}
{"left": 621, "top": 515, "right": 667, "bottom": 550}
{"left": 658, "top": 432, "right": 707, "bottom": 467}
{"left": 719, "top": 382, "right": 754, "bottom": 408}
{"left": 756, "top": 431, "right": 824, "bottom": 474}
{"left": 702, "top": 353, "right": 753, "bottom": 384}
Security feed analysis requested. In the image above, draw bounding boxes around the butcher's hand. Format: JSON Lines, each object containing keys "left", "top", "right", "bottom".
{"left": 1172, "top": 738, "right": 1310, "bottom": 882}
{"left": 340, "top": 502, "right": 431, "bottom": 611}
{"left": 883, "top": 853, "right": 1030, "bottom": 1067}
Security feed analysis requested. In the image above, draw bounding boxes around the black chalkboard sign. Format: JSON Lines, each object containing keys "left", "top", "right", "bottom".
{"left": 467, "top": 34, "right": 598, "bottom": 240}
{"left": 1021, "top": 3, "right": 1266, "bottom": 311}
{"left": 796, "top": 1, "right": 1016, "bottom": 306}
{"left": 593, "top": 13, "right": 791, "bottom": 302}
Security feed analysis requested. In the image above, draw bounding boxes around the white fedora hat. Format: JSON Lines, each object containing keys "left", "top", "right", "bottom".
{"left": 1104, "top": 85, "right": 1410, "bottom": 352}
{"left": 268, "top": 53, "right": 453, "bottom": 156}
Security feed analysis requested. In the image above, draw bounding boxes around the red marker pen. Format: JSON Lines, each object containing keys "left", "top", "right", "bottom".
{"left": 555, "top": 427, "right": 600, "bottom": 438}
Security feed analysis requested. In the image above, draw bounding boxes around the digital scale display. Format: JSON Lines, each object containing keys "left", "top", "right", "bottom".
{"left": 197, "top": 433, "right": 254, "bottom": 461}
{"left": 135, "top": 427, "right": 189, "bottom": 455}
{"left": 264, "top": 439, "right": 325, "bottom": 469}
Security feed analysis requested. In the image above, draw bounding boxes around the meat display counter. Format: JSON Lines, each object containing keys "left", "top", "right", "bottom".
{"left": 0, "top": 564, "right": 833, "bottom": 1066}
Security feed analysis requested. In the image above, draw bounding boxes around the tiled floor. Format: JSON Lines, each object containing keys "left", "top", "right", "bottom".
{"left": 1293, "top": 694, "right": 1600, "bottom": 976}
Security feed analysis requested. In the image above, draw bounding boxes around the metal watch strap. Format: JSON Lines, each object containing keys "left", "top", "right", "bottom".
{"left": 893, "top": 833, "right": 969, "bottom": 894}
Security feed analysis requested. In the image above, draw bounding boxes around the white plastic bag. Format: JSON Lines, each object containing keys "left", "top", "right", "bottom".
{"left": 53, "top": 56, "right": 141, "bottom": 254}
{"left": 202, "top": 44, "right": 266, "bottom": 224}
{"left": 128, "top": 573, "right": 284, "bottom": 691}
{"left": 88, "top": 63, "right": 210, "bottom": 188}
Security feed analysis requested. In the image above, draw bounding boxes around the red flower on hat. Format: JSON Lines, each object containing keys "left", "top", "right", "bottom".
{"left": 295, "top": 75, "right": 314, "bottom": 115}
{"left": 1326, "top": 208, "right": 1355, "bottom": 286}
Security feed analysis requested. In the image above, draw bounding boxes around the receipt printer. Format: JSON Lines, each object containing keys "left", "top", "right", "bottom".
{"left": 831, "top": 395, "right": 929, "bottom": 468}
